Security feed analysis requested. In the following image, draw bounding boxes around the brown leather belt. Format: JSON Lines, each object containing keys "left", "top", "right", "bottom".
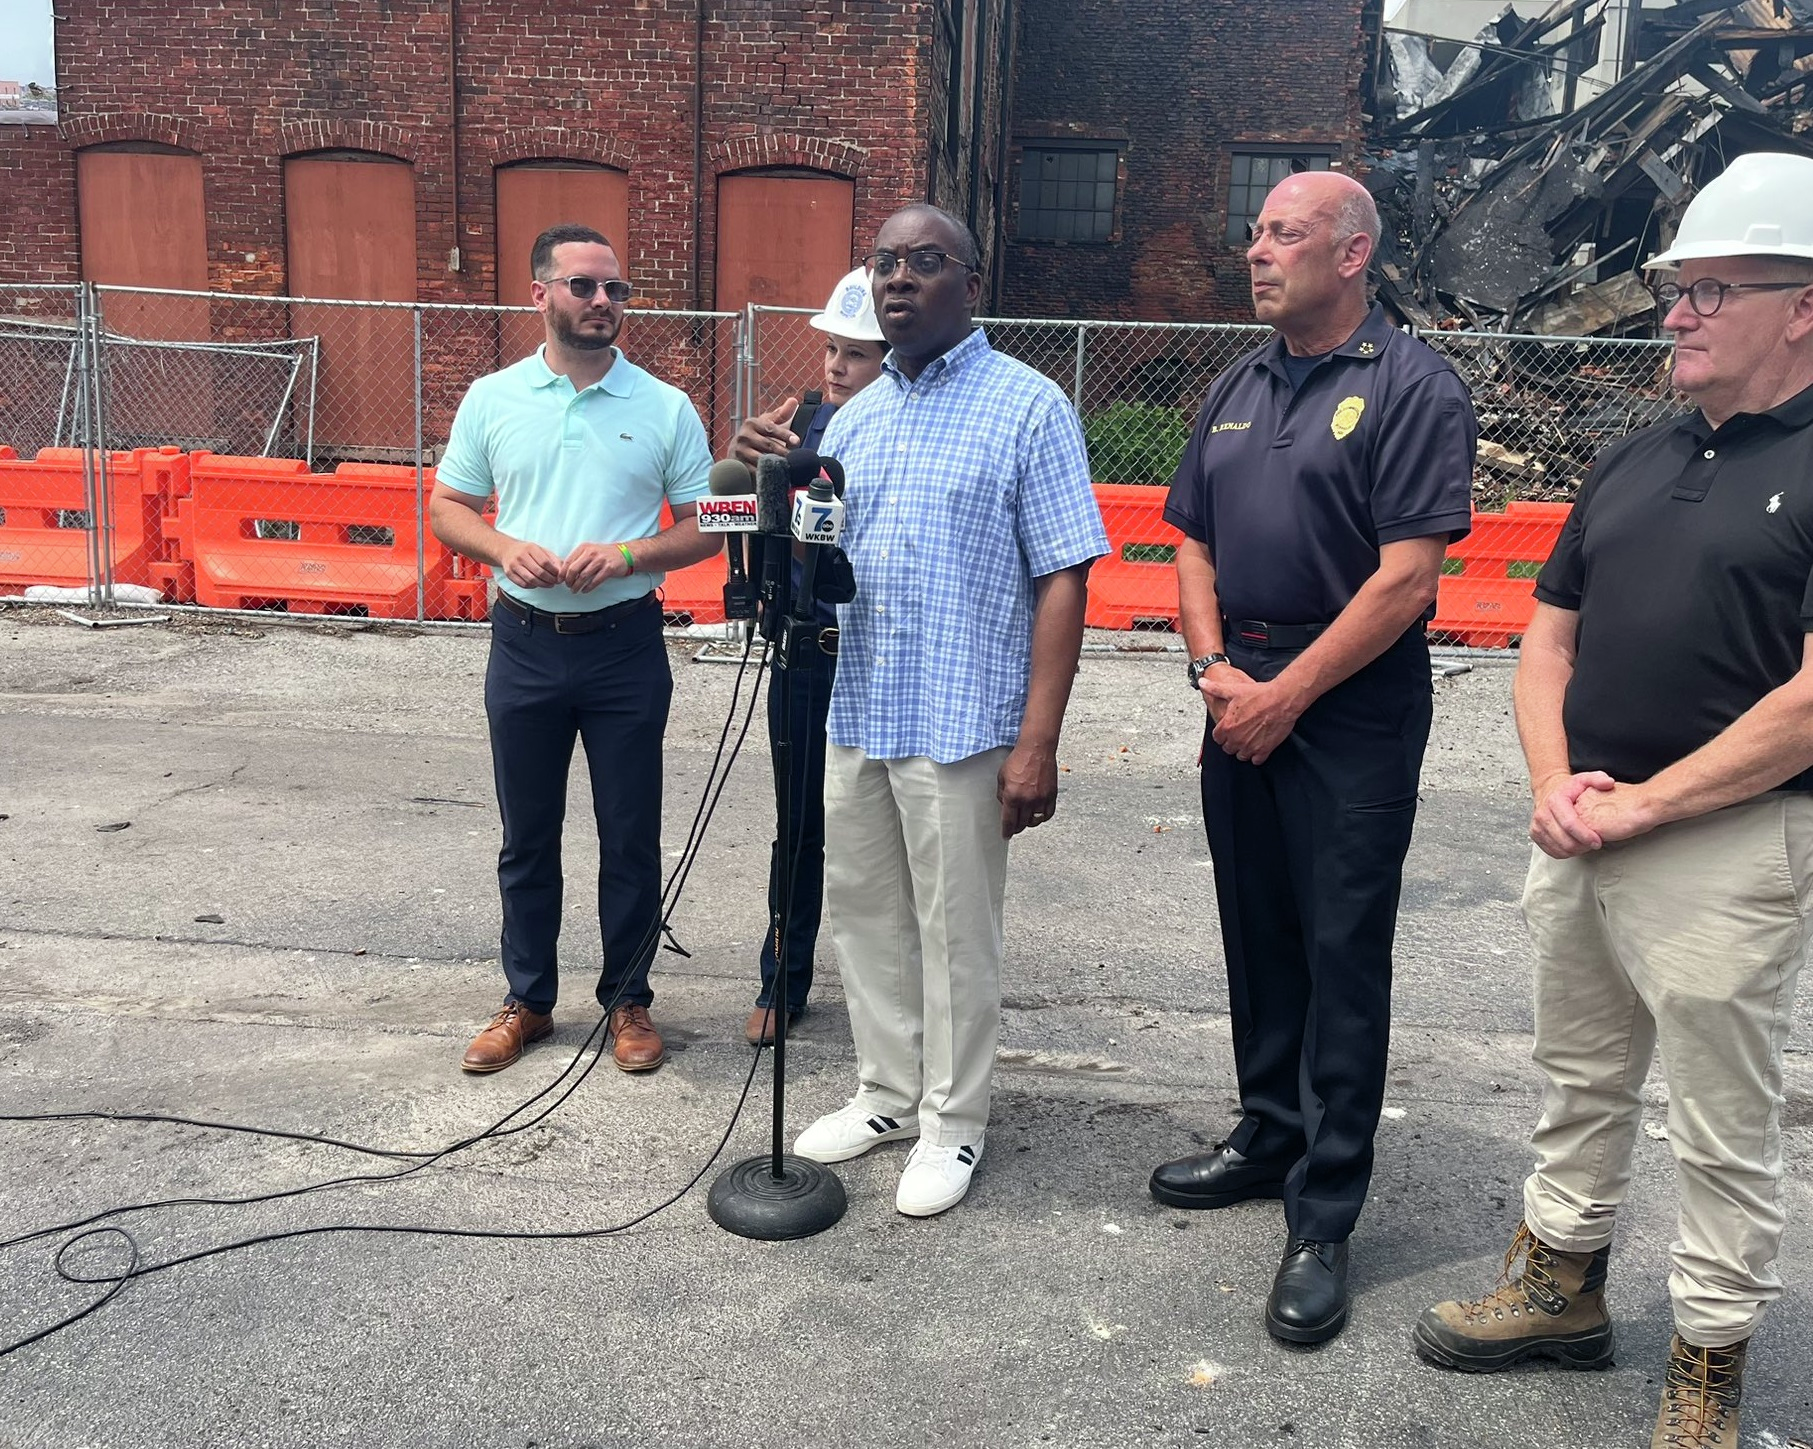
{"left": 496, "top": 589, "right": 658, "bottom": 635}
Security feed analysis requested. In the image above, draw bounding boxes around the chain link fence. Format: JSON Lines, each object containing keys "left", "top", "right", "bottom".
{"left": 0, "top": 282, "right": 1683, "bottom": 639}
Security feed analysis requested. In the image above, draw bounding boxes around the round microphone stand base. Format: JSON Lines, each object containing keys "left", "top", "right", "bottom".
{"left": 708, "top": 1154, "right": 846, "bottom": 1240}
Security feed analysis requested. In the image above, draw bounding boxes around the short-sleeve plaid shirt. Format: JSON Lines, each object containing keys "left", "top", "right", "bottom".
{"left": 819, "top": 328, "right": 1108, "bottom": 764}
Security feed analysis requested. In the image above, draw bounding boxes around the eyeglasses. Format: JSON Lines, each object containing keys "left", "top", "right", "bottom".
{"left": 545, "top": 275, "right": 634, "bottom": 304}
{"left": 863, "top": 249, "right": 977, "bottom": 279}
{"left": 1653, "top": 277, "right": 1808, "bottom": 317}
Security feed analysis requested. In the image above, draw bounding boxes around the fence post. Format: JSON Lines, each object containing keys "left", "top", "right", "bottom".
{"left": 739, "top": 302, "right": 757, "bottom": 437}
{"left": 74, "top": 283, "right": 103, "bottom": 606}
{"left": 733, "top": 309, "right": 748, "bottom": 439}
{"left": 414, "top": 304, "right": 426, "bottom": 623}
{"left": 1072, "top": 322, "right": 1087, "bottom": 414}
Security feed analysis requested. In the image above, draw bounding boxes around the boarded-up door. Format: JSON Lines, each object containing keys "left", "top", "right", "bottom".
{"left": 495, "top": 163, "right": 630, "bottom": 365}
{"left": 716, "top": 174, "right": 855, "bottom": 439}
{"left": 285, "top": 154, "right": 418, "bottom": 454}
{"left": 78, "top": 147, "right": 212, "bottom": 445}
{"left": 715, "top": 174, "right": 855, "bottom": 312}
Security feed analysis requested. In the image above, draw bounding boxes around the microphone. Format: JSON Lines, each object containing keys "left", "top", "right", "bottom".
{"left": 754, "top": 453, "right": 794, "bottom": 538}
{"left": 790, "top": 467, "right": 846, "bottom": 548}
{"left": 752, "top": 453, "right": 795, "bottom": 641}
{"left": 704, "top": 458, "right": 758, "bottom": 621}
{"left": 785, "top": 448, "right": 845, "bottom": 498}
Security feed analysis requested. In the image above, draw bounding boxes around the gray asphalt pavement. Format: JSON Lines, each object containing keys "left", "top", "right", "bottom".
{"left": 0, "top": 607, "right": 1807, "bottom": 1449}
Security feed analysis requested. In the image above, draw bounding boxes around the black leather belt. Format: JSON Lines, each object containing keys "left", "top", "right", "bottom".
{"left": 1226, "top": 618, "right": 1329, "bottom": 650}
{"left": 496, "top": 589, "right": 658, "bottom": 634}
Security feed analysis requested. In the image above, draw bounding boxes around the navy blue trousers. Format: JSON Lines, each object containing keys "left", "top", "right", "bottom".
{"left": 756, "top": 640, "right": 835, "bottom": 1013}
{"left": 1200, "top": 626, "right": 1432, "bottom": 1243}
{"left": 483, "top": 595, "right": 671, "bottom": 1014}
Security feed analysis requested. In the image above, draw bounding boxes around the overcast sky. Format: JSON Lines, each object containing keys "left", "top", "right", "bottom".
{"left": 0, "top": 0, "right": 55, "bottom": 86}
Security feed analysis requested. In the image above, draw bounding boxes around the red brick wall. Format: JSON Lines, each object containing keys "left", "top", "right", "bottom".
{"left": 1000, "top": 0, "right": 1373, "bottom": 322}
{"left": 0, "top": 125, "right": 77, "bottom": 286}
{"left": 5, "top": 1, "right": 997, "bottom": 307}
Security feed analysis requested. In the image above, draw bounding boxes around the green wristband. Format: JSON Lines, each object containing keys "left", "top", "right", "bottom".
{"left": 617, "top": 542, "right": 636, "bottom": 573}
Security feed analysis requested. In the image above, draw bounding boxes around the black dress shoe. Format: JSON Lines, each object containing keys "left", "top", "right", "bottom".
{"left": 1149, "top": 1141, "right": 1289, "bottom": 1209}
{"left": 1265, "top": 1237, "right": 1350, "bottom": 1345}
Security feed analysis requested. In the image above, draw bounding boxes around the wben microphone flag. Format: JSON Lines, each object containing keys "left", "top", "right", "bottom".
{"left": 697, "top": 494, "right": 759, "bottom": 533}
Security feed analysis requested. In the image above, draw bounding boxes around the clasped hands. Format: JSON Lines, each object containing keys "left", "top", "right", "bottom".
{"left": 1529, "top": 771, "right": 1659, "bottom": 858}
{"left": 1198, "top": 664, "right": 1307, "bottom": 766}
{"left": 499, "top": 538, "right": 630, "bottom": 594}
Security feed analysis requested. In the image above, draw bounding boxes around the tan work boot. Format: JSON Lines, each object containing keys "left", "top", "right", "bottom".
{"left": 1651, "top": 1335, "right": 1745, "bottom": 1448}
{"left": 1412, "top": 1221, "right": 1615, "bottom": 1372}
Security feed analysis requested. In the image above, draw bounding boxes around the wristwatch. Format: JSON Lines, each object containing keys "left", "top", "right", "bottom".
{"left": 1187, "top": 652, "right": 1230, "bottom": 689}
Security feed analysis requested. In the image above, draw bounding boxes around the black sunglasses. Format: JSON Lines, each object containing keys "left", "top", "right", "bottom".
{"left": 547, "top": 275, "right": 633, "bottom": 304}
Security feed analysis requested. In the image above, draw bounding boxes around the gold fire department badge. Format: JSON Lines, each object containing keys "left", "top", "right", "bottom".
{"left": 1331, "top": 395, "right": 1366, "bottom": 440}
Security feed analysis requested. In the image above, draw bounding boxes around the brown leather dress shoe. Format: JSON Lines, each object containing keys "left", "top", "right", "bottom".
{"left": 462, "top": 1001, "right": 553, "bottom": 1074}
{"left": 609, "top": 1004, "right": 666, "bottom": 1072}
{"left": 744, "top": 1003, "right": 804, "bottom": 1046}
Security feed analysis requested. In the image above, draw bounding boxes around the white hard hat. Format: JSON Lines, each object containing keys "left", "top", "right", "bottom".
{"left": 808, "top": 267, "right": 884, "bottom": 341}
{"left": 1645, "top": 151, "right": 1813, "bottom": 270}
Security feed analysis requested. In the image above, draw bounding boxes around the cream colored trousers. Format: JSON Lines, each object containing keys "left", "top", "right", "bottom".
{"left": 823, "top": 744, "right": 1012, "bottom": 1148}
{"left": 1521, "top": 793, "right": 1813, "bottom": 1345}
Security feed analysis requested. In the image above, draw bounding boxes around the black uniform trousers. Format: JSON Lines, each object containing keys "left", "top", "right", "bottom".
{"left": 484, "top": 592, "right": 671, "bottom": 1014}
{"left": 756, "top": 639, "right": 836, "bottom": 1014}
{"left": 1200, "top": 625, "right": 1432, "bottom": 1243}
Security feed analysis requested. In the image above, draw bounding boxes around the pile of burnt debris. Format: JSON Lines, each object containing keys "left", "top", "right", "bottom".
{"left": 1369, "top": 0, "right": 1813, "bottom": 336}
{"left": 1367, "top": 0, "right": 1811, "bottom": 499}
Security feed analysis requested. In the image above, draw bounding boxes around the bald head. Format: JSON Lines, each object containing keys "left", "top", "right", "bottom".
{"left": 1270, "top": 170, "right": 1381, "bottom": 250}
{"left": 1247, "top": 168, "right": 1379, "bottom": 352}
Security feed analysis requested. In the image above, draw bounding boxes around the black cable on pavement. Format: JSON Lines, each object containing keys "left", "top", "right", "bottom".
{"left": 0, "top": 625, "right": 777, "bottom": 1358}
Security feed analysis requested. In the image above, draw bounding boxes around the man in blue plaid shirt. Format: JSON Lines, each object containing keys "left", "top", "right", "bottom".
{"left": 791, "top": 204, "right": 1110, "bottom": 1217}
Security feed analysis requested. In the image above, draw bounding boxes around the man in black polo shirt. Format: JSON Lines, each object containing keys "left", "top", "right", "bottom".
{"left": 1152, "top": 170, "right": 1476, "bottom": 1345}
{"left": 1416, "top": 151, "right": 1813, "bottom": 1449}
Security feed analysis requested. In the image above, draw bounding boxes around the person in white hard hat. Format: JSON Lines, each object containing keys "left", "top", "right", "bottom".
{"left": 731, "top": 268, "right": 888, "bottom": 1046}
{"left": 1416, "top": 151, "right": 1813, "bottom": 1449}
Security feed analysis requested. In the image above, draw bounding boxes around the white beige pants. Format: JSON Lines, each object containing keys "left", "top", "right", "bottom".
{"left": 1521, "top": 793, "right": 1813, "bottom": 1345}
{"left": 823, "top": 744, "right": 1011, "bottom": 1147}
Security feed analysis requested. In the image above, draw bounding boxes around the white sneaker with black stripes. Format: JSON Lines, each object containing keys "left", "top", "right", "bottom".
{"left": 793, "top": 1100, "right": 920, "bottom": 1163}
{"left": 894, "top": 1136, "right": 984, "bottom": 1217}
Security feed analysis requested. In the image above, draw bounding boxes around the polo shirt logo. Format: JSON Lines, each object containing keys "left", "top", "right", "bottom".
{"left": 1211, "top": 420, "right": 1251, "bottom": 435}
{"left": 1332, "top": 396, "right": 1366, "bottom": 441}
{"left": 1769, "top": 492, "right": 1784, "bottom": 513}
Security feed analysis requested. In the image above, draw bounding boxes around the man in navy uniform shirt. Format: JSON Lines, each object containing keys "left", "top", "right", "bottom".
{"left": 1153, "top": 169, "right": 1476, "bottom": 1344}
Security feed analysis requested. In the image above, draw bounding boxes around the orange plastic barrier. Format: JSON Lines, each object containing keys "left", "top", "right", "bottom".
{"left": 160, "top": 453, "right": 487, "bottom": 619}
{"left": 1087, "top": 484, "right": 1184, "bottom": 630}
{"left": 0, "top": 446, "right": 187, "bottom": 594}
{"left": 1431, "top": 501, "right": 1571, "bottom": 647}
{"left": 656, "top": 501, "right": 730, "bottom": 625}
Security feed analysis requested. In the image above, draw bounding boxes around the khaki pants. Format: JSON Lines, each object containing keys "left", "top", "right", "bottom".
{"left": 823, "top": 744, "right": 1011, "bottom": 1147}
{"left": 1521, "top": 793, "right": 1813, "bottom": 1346}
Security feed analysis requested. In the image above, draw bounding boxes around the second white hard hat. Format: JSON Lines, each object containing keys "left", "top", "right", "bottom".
{"left": 808, "top": 266, "right": 885, "bottom": 341}
{"left": 1646, "top": 151, "right": 1813, "bottom": 270}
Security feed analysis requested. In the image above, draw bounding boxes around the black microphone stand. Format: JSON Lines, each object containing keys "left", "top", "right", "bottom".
{"left": 708, "top": 464, "right": 846, "bottom": 1241}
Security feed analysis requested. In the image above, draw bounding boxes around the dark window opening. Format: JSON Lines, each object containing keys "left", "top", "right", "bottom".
{"left": 1016, "top": 145, "right": 1118, "bottom": 243}
{"left": 1226, "top": 151, "right": 1333, "bottom": 245}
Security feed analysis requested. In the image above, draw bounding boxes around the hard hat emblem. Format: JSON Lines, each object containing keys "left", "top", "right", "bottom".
{"left": 1331, "top": 396, "right": 1366, "bottom": 441}
{"left": 837, "top": 284, "right": 867, "bottom": 318}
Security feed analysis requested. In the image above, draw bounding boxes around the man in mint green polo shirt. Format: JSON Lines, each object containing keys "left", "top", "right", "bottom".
{"left": 430, "top": 222, "right": 715, "bottom": 1077}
